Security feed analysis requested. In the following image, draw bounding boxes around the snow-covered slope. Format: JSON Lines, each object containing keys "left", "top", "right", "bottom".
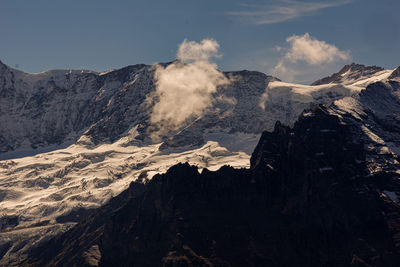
{"left": 0, "top": 61, "right": 398, "bottom": 265}
{"left": 0, "top": 139, "right": 250, "bottom": 227}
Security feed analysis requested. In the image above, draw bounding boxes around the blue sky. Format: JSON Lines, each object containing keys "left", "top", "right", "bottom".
{"left": 1, "top": 0, "right": 399, "bottom": 83}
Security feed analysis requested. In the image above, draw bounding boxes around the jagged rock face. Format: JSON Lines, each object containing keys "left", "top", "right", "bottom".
{"left": 312, "top": 63, "right": 385, "bottom": 85}
{"left": 25, "top": 106, "right": 400, "bottom": 267}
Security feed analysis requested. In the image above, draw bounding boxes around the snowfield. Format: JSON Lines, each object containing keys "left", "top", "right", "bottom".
{"left": 0, "top": 134, "right": 253, "bottom": 265}
{"left": 0, "top": 137, "right": 252, "bottom": 229}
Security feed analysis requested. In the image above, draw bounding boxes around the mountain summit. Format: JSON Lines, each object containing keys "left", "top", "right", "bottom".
{"left": 312, "top": 63, "right": 386, "bottom": 85}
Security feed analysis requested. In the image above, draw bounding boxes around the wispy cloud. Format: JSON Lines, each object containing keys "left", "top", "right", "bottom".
{"left": 228, "top": 0, "right": 352, "bottom": 24}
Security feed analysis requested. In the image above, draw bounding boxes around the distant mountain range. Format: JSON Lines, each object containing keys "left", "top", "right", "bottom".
{"left": 0, "top": 61, "right": 399, "bottom": 266}
{"left": 0, "top": 60, "right": 395, "bottom": 156}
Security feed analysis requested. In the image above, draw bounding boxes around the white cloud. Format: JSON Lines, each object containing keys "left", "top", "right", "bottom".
{"left": 272, "top": 33, "right": 350, "bottom": 82}
{"left": 229, "top": 0, "right": 352, "bottom": 24}
{"left": 284, "top": 33, "right": 350, "bottom": 65}
{"left": 177, "top": 39, "right": 221, "bottom": 62}
{"left": 147, "top": 39, "right": 231, "bottom": 141}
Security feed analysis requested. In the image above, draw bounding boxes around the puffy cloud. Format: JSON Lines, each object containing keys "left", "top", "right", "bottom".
{"left": 284, "top": 33, "right": 349, "bottom": 65}
{"left": 177, "top": 39, "right": 221, "bottom": 63}
{"left": 273, "top": 33, "right": 350, "bottom": 82}
{"left": 147, "top": 39, "right": 231, "bottom": 141}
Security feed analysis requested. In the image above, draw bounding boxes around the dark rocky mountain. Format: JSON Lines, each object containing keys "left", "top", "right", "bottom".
{"left": 23, "top": 105, "right": 400, "bottom": 267}
{"left": 312, "top": 63, "right": 385, "bottom": 85}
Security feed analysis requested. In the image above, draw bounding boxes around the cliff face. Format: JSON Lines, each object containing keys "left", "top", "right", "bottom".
{"left": 25, "top": 105, "right": 400, "bottom": 267}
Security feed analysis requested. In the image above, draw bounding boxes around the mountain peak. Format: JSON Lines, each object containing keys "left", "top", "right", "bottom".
{"left": 312, "top": 63, "right": 385, "bottom": 85}
{"left": 0, "top": 59, "right": 9, "bottom": 75}
{"left": 0, "top": 59, "right": 6, "bottom": 68}
{"left": 339, "top": 62, "right": 384, "bottom": 74}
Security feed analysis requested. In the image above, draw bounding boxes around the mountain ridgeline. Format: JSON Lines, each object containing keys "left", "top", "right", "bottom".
{"left": 24, "top": 105, "right": 400, "bottom": 267}
{"left": 0, "top": 60, "right": 395, "bottom": 156}
{"left": 0, "top": 60, "right": 278, "bottom": 155}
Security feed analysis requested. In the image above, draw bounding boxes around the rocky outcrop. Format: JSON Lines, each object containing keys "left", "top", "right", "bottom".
{"left": 24, "top": 105, "right": 400, "bottom": 267}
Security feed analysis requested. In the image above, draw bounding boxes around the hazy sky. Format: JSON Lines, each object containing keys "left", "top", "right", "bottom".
{"left": 1, "top": 0, "right": 399, "bottom": 83}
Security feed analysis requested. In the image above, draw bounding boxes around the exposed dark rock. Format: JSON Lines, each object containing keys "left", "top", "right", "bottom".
{"left": 389, "top": 66, "right": 400, "bottom": 80}
{"left": 0, "top": 215, "right": 19, "bottom": 231}
{"left": 56, "top": 207, "right": 97, "bottom": 224}
{"left": 24, "top": 105, "right": 400, "bottom": 267}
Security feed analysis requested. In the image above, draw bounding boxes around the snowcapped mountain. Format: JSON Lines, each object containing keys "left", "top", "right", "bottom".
{"left": 0, "top": 61, "right": 394, "bottom": 157}
{"left": 0, "top": 61, "right": 399, "bottom": 265}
